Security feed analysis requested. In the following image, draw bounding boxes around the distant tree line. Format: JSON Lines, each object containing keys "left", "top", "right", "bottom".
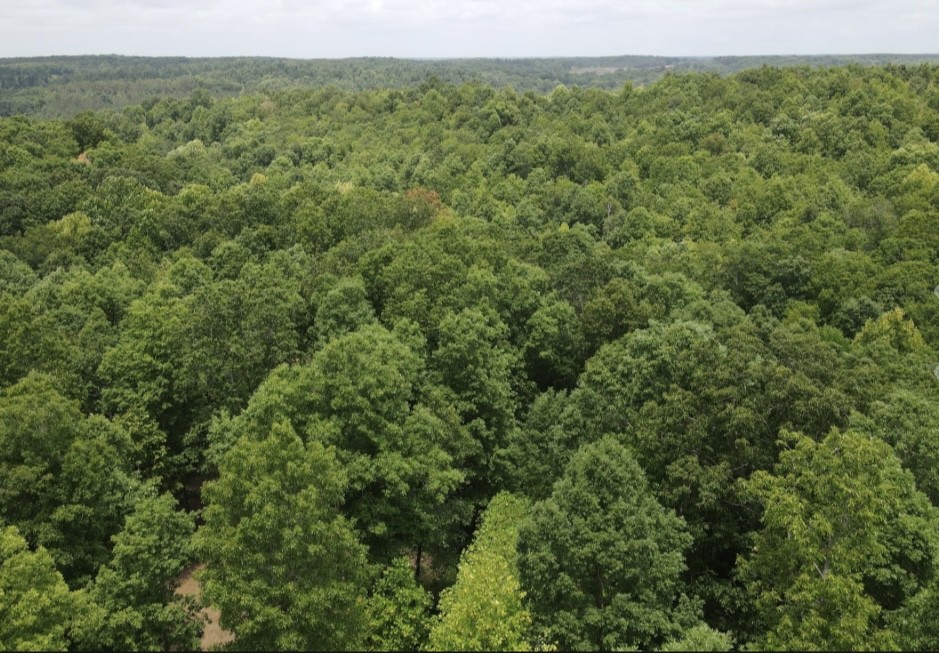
{"left": 3, "top": 53, "right": 939, "bottom": 117}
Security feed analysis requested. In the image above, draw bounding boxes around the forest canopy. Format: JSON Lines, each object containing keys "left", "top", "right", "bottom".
{"left": 1, "top": 59, "right": 939, "bottom": 651}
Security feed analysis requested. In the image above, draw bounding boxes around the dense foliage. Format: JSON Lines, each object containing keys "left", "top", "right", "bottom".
{"left": 1, "top": 61, "right": 939, "bottom": 650}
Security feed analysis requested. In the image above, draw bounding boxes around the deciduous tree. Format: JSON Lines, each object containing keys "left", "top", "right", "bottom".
{"left": 518, "top": 437, "right": 695, "bottom": 651}
{"left": 195, "top": 421, "right": 370, "bottom": 651}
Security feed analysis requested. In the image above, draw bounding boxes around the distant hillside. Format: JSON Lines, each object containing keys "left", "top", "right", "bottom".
{"left": 2, "top": 53, "right": 939, "bottom": 117}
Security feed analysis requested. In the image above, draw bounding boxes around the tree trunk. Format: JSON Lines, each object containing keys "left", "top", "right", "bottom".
{"left": 415, "top": 543, "right": 423, "bottom": 582}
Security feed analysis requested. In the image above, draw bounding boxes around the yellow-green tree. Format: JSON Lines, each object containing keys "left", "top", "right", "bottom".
{"left": 428, "top": 492, "right": 534, "bottom": 651}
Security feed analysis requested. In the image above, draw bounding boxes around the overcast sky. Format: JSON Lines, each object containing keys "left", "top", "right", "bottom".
{"left": 2, "top": 0, "right": 938, "bottom": 59}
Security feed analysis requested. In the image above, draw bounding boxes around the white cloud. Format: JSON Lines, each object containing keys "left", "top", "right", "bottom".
{"left": 1, "top": 0, "right": 937, "bottom": 57}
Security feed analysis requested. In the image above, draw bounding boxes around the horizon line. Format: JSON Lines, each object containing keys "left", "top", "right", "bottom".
{"left": 3, "top": 52, "right": 939, "bottom": 62}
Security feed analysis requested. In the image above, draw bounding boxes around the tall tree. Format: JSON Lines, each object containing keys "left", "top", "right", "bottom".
{"left": 0, "top": 373, "right": 135, "bottom": 586}
{"left": 428, "top": 493, "right": 534, "bottom": 652}
{"left": 365, "top": 557, "right": 433, "bottom": 652}
{"left": 195, "top": 421, "right": 370, "bottom": 651}
{"left": 0, "top": 524, "right": 81, "bottom": 652}
{"left": 81, "top": 490, "right": 200, "bottom": 651}
{"left": 738, "top": 429, "right": 939, "bottom": 650}
{"left": 518, "top": 436, "right": 696, "bottom": 651}
{"left": 206, "top": 324, "right": 474, "bottom": 561}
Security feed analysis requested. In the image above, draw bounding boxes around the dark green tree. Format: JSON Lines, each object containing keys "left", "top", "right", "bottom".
{"left": 81, "top": 490, "right": 200, "bottom": 651}
{"left": 0, "top": 373, "right": 135, "bottom": 586}
{"left": 207, "top": 324, "right": 474, "bottom": 560}
{"left": 738, "top": 429, "right": 939, "bottom": 650}
{"left": 518, "top": 436, "right": 696, "bottom": 651}
{"left": 195, "top": 421, "right": 370, "bottom": 651}
{"left": 365, "top": 557, "right": 433, "bottom": 652}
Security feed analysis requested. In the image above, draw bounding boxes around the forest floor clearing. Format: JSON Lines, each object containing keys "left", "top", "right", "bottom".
{"left": 175, "top": 564, "right": 234, "bottom": 651}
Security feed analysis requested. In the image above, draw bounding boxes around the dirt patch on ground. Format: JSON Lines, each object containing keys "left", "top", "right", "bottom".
{"left": 175, "top": 564, "right": 234, "bottom": 651}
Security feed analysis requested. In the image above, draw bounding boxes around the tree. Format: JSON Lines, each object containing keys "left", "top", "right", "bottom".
{"left": 0, "top": 292, "right": 43, "bottom": 388}
{"left": 738, "top": 429, "right": 939, "bottom": 650}
{"left": 195, "top": 421, "right": 370, "bottom": 651}
{"left": 496, "top": 389, "right": 583, "bottom": 501}
{"left": 0, "top": 250, "right": 36, "bottom": 296}
{"left": 96, "top": 249, "right": 306, "bottom": 492}
{"left": 430, "top": 306, "right": 519, "bottom": 491}
{"left": 313, "top": 275, "right": 377, "bottom": 345}
{"left": 81, "top": 490, "right": 200, "bottom": 651}
{"left": 206, "top": 324, "right": 474, "bottom": 561}
{"left": 428, "top": 493, "right": 534, "bottom": 652}
{"left": 97, "top": 254, "right": 210, "bottom": 449}
{"left": 523, "top": 297, "right": 584, "bottom": 389}
{"left": 0, "top": 373, "right": 136, "bottom": 586}
{"left": 570, "top": 312, "right": 852, "bottom": 624}
{"left": 179, "top": 256, "right": 305, "bottom": 416}
{"left": 660, "top": 624, "right": 733, "bottom": 652}
{"left": 69, "top": 111, "right": 108, "bottom": 151}
{"left": 535, "top": 223, "right": 616, "bottom": 312}
{"left": 14, "top": 262, "right": 143, "bottom": 409}
{"left": 0, "top": 524, "right": 80, "bottom": 652}
{"left": 366, "top": 557, "right": 433, "bottom": 652}
{"left": 853, "top": 389, "right": 939, "bottom": 506}
{"left": 853, "top": 306, "right": 926, "bottom": 353}
{"left": 518, "top": 436, "right": 695, "bottom": 651}
{"left": 894, "top": 575, "right": 939, "bottom": 651}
